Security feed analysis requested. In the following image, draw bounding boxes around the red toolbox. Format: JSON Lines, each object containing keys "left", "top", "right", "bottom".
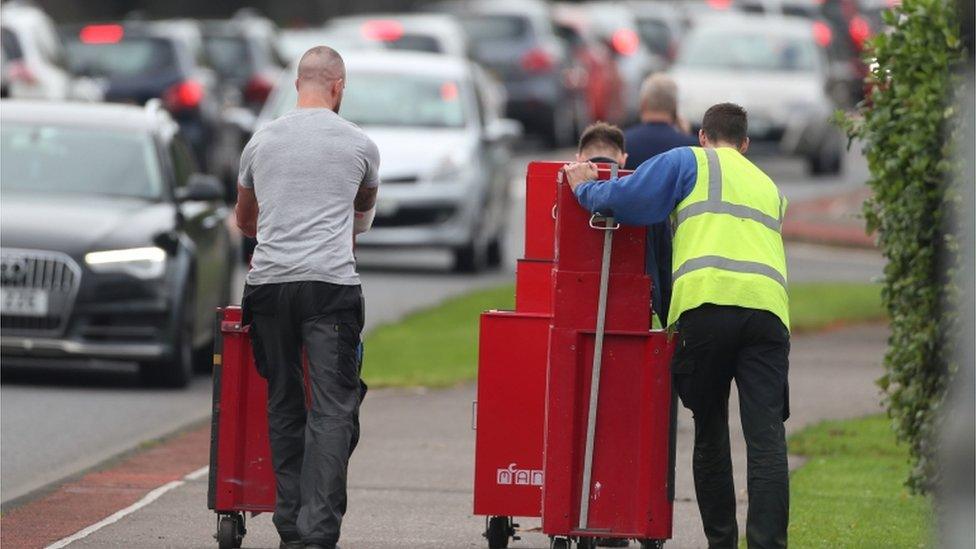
{"left": 473, "top": 162, "right": 675, "bottom": 549}
{"left": 207, "top": 306, "right": 275, "bottom": 549}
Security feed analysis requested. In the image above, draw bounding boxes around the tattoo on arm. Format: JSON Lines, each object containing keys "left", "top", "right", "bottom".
{"left": 354, "top": 185, "right": 378, "bottom": 212}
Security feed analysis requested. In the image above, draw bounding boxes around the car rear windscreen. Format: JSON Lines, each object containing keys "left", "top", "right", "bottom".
{"left": 1, "top": 27, "right": 24, "bottom": 61}
{"left": 459, "top": 15, "right": 529, "bottom": 44}
{"left": 636, "top": 20, "right": 673, "bottom": 57}
{"left": 677, "top": 28, "right": 819, "bottom": 72}
{"left": 1, "top": 124, "right": 163, "bottom": 199}
{"left": 65, "top": 37, "right": 178, "bottom": 78}
{"left": 269, "top": 72, "right": 466, "bottom": 128}
{"left": 203, "top": 35, "right": 253, "bottom": 79}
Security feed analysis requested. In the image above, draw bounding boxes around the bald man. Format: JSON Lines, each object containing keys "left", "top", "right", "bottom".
{"left": 236, "top": 46, "right": 380, "bottom": 549}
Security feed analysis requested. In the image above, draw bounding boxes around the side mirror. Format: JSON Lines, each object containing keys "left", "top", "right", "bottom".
{"left": 177, "top": 174, "right": 225, "bottom": 202}
{"left": 483, "top": 118, "right": 522, "bottom": 144}
{"left": 223, "top": 106, "right": 257, "bottom": 136}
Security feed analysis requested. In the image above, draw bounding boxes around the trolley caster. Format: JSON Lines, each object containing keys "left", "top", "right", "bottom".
{"left": 550, "top": 536, "right": 572, "bottom": 549}
{"left": 485, "top": 516, "right": 518, "bottom": 549}
{"left": 215, "top": 512, "right": 245, "bottom": 549}
{"left": 640, "top": 540, "right": 665, "bottom": 549}
{"left": 576, "top": 537, "right": 597, "bottom": 549}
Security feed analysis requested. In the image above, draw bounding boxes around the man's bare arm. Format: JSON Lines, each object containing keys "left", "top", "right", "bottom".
{"left": 235, "top": 184, "right": 258, "bottom": 238}
{"left": 354, "top": 185, "right": 378, "bottom": 212}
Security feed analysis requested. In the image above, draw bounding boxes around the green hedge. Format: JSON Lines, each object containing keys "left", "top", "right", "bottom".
{"left": 838, "top": 0, "right": 965, "bottom": 492}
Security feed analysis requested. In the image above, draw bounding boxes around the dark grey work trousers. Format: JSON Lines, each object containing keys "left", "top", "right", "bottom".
{"left": 671, "top": 304, "right": 791, "bottom": 549}
{"left": 243, "top": 281, "right": 366, "bottom": 548}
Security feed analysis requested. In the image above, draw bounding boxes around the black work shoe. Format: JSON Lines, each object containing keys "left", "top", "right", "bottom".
{"left": 279, "top": 541, "right": 303, "bottom": 549}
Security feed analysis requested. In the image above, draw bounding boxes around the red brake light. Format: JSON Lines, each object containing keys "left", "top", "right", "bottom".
{"left": 848, "top": 16, "right": 871, "bottom": 50}
{"left": 813, "top": 21, "right": 833, "bottom": 47}
{"left": 163, "top": 80, "right": 204, "bottom": 112}
{"left": 244, "top": 75, "right": 273, "bottom": 105}
{"left": 521, "top": 48, "right": 554, "bottom": 73}
{"left": 80, "top": 24, "right": 124, "bottom": 44}
{"left": 706, "top": 0, "right": 732, "bottom": 9}
{"left": 440, "top": 82, "right": 459, "bottom": 101}
{"left": 361, "top": 20, "right": 404, "bottom": 42}
{"left": 610, "top": 28, "right": 640, "bottom": 56}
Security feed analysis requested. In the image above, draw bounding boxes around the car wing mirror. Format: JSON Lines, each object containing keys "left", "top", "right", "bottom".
{"left": 177, "top": 174, "right": 226, "bottom": 202}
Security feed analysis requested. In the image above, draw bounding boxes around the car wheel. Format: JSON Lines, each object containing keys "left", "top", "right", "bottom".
{"left": 546, "top": 102, "right": 576, "bottom": 149}
{"left": 808, "top": 136, "right": 844, "bottom": 176}
{"left": 486, "top": 236, "right": 504, "bottom": 269}
{"left": 140, "top": 283, "right": 194, "bottom": 388}
{"left": 453, "top": 240, "right": 487, "bottom": 273}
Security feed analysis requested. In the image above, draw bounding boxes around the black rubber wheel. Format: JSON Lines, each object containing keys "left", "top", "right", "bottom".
{"left": 551, "top": 537, "right": 572, "bottom": 549}
{"left": 140, "top": 283, "right": 194, "bottom": 388}
{"left": 485, "top": 515, "right": 512, "bottom": 548}
{"left": 577, "top": 537, "right": 597, "bottom": 549}
{"left": 640, "top": 539, "right": 665, "bottom": 549}
{"left": 486, "top": 236, "right": 503, "bottom": 269}
{"left": 217, "top": 513, "right": 244, "bottom": 549}
{"left": 453, "top": 240, "right": 487, "bottom": 273}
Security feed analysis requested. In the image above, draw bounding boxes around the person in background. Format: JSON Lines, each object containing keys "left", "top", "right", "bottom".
{"left": 563, "top": 103, "right": 791, "bottom": 549}
{"left": 624, "top": 73, "right": 699, "bottom": 330}
{"left": 235, "top": 46, "right": 379, "bottom": 549}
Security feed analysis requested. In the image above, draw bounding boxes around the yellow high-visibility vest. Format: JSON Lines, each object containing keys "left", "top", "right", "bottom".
{"left": 668, "top": 147, "right": 790, "bottom": 329}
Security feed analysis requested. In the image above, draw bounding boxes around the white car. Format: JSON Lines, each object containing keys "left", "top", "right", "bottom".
{"left": 669, "top": 14, "right": 844, "bottom": 175}
{"left": 0, "top": 2, "right": 101, "bottom": 101}
{"left": 256, "top": 51, "right": 521, "bottom": 272}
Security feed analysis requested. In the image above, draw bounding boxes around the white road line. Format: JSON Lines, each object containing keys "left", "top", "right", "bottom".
{"left": 44, "top": 466, "right": 209, "bottom": 548}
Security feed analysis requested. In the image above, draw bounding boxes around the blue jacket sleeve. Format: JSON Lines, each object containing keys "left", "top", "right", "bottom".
{"left": 573, "top": 147, "right": 696, "bottom": 226}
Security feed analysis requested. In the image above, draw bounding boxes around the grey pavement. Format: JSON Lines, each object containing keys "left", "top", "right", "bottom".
{"left": 69, "top": 324, "right": 888, "bottom": 549}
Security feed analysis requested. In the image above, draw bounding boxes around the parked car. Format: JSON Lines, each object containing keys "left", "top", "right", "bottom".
{"left": 0, "top": 100, "right": 235, "bottom": 387}
{"left": 581, "top": 1, "right": 665, "bottom": 122}
{"left": 1, "top": 2, "right": 102, "bottom": 101}
{"left": 202, "top": 14, "right": 285, "bottom": 113}
{"left": 428, "top": 0, "right": 581, "bottom": 147}
{"left": 62, "top": 21, "right": 222, "bottom": 173}
{"left": 669, "top": 14, "right": 844, "bottom": 174}
{"left": 552, "top": 3, "right": 627, "bottom": 127}
{"left": 257, "top": 51, "right": 521, "bottom": 272}
{"left": 277, "top": 27, "right": 381, "bottom": 62}
{"left": 626, "top": 1, "right": 687, "bottom": 65}
{"left": 324, "top": 13, "right": 471, "bottom": 58}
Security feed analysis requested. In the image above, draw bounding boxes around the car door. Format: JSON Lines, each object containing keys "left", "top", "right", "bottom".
{"left": 472, "top": 68, "right": 512, "bottom": 242}
{"left": 169, "top": 135, "right": 225, "bottom": 345}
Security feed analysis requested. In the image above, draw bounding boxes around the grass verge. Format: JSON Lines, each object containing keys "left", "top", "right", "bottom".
{"left": 362, "top": 282, "right": 883, "bottom": 388}
{"left": 787, "top": 415, "right": 931, "bottom": 547}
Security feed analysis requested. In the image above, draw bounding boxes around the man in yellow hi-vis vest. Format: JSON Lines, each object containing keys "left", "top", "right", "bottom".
{"left": 563, "top": 103, "right": 790, "bottom": 549}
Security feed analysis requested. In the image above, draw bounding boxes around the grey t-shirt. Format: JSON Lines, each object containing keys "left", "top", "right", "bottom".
{"left": 239, "top": 108, "right": 380, "bottom": 286}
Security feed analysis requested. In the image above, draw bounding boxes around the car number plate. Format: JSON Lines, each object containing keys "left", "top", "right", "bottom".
{"left": 0, "top": 288, "right": 49, "bottom": 317}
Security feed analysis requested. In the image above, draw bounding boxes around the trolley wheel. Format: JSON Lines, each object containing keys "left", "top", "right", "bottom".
{"left": 640, "top": 540, "right": 665, "bottom": 549}
{"left": 576, "top": 537, "right": 597, "bottom": 549}
{"left": 216, "top": 513, "right": 245, "bottom": 549}
{"left": 485, "top": 516, "right": 514, "bottom": 548}
{"left": 550, "top": 537, "right": 572, "bottom": 549}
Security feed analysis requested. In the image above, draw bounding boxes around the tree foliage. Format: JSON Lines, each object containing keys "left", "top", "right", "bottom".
{"left": 838, "top": 0, "right": 966, "bottom": 492}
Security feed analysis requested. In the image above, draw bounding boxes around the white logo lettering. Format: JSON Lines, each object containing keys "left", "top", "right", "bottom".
{"left": 496, "top": 463, "right": 544, "bottom": 486}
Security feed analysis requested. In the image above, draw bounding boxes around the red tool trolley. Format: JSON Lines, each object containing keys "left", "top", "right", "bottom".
{"left": 473, "top": 162, "right": 676, "bottom": 549}
{"left": 207, "top": 306, "right": 275, "bottom": 549}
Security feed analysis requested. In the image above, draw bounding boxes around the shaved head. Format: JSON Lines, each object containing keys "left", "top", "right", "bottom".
{"left": 295, "top": 46, "right": 346, "bottom": 112}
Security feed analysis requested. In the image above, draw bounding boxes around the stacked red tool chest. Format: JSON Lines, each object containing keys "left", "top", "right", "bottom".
{"left": 473, "top": 162, "right": 675, "bottom": 549}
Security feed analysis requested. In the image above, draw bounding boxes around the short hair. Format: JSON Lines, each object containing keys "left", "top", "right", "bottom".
{"left": 578, "top": 122, "right": 625, "bottom": 156}
{"left": 701, "top": 103, "right": 748, "bottom": 146}
{"left": 297, "top": 46, "right": 345, "bottom": 86}
{"left": 639, "top": 73, "right": 678, "bottom": 115}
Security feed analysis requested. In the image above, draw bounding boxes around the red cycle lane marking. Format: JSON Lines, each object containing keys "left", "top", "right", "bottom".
{"left": 1, "top": 424, "right": 210, "bottom": 549}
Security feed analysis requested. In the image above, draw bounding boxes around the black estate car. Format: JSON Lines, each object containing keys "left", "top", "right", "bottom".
{"left": 0, "top": 100, "right": 235, "bottom": 387}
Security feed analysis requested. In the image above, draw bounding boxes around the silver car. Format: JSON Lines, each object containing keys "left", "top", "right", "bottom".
{"left": 257, "top": 50, "right": 521, "bottom": 272}
{"left": 669, "top": 14, "right": 844, "bottom": 175}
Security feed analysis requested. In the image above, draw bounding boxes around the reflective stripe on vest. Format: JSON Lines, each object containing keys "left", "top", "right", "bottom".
{"left": 673, "top": 255, "right": 787, "bottom": 289}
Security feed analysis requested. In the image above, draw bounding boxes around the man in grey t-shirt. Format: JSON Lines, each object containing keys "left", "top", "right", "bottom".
{"left": 235, "top": 46, "right": 379, "bottom": 549}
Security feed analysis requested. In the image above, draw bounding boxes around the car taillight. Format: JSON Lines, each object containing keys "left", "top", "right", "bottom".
{"left": 80, "top": 24, "right": 124, "bottom": 44}
{"left": 706, "top": 0, "right": 732, "bottom": 9}
{"left": 163, "top": 80, "right": 204, "bottom": 112}
{"left": 848, "top": 15, "right": 871, "bottom": 50}
{"left": 244, "top": 75, "right": 273, "bottom": 105}
{"left": 610, "top": 29, "right": 640, "bottom": 56}
{"left": 813, "top": 20, "right": 833, "bottom": 47}
{"left": 361, "top": 20, "right": 404, "bottom": 42}
{"left": 521, "top": 48, "right": 554, "bottom": 73}
{"left": 7, "top": 61, "right": 37, "bottom": 85}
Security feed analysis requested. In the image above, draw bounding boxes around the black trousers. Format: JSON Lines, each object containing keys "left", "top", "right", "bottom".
{"left": 243, "top": 281, "right": 366, "bottom": 548}
{"left": 671, "top": 304, "right": 790, "bottom": 549}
